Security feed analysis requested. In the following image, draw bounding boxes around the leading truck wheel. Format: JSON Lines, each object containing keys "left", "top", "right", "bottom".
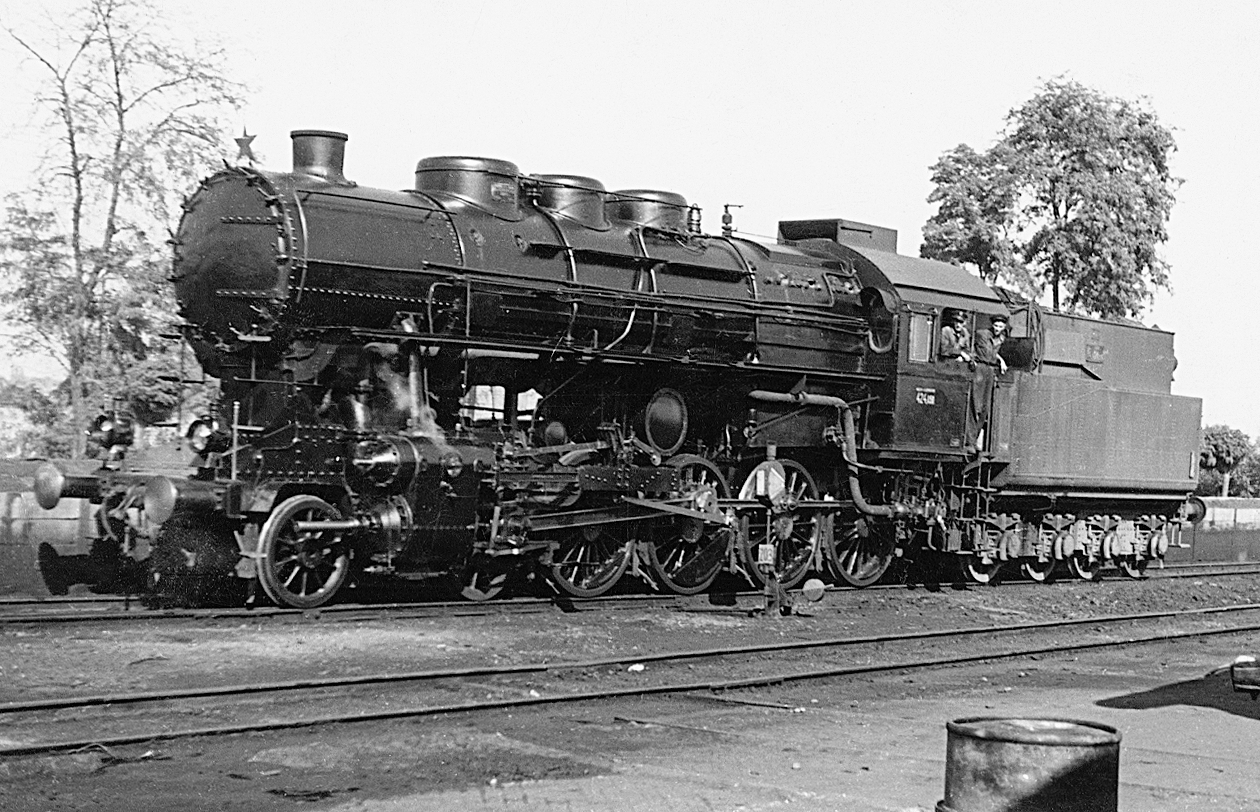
{"left": 257, "top": 495, "right": 350, "bottom": 609}
{"left": 460, "top": 552, "right": 513, "bottom": 601}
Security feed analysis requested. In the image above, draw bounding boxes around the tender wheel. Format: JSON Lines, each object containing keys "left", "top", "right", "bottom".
{"left": 737, "top": 459, "right": 820, "bottom": 590}
{"left": 1118, "top": 556, "right": 1150, "bottom": 579}
{"left": 257, "top": 495, "right": 350, "bottom": 609}
{"left": 1067, "top": 553, "right": 1102, "bottom": 581}
{"left": 1020, "top": 557, "right": 1057, "bottom": 583}
{"left": 646, "top": 455, "right": 731, "bottom": 595}
{"left": 825, "top": 515, "right": 895, "bottom": 587}
{"left": 962, "top": 555, "right": 1004, "bottom": 585}
{"left": 550, "top": 523, "right": 632, "bottom": 598}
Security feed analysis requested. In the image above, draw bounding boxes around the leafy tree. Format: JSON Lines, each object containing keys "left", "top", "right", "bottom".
{"left": 921, "top": 78, "right": 1179, "bottom": 319}
{"left": 1198, "top": 425, "right": 1253, "bottom": 498}
{"left": 0, "top": 0, "right": 244, "bottom": 456}
{"left": 921, "top": 143, "right": 1032, "bottom": 295}
{"left": 0, "top": 379, "right": 70, "bottom": 457}
{"left": 1226, "top": 453, "right": 1260, "bottom": 499}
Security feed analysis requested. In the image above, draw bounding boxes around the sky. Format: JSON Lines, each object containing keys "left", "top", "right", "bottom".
{"left": 1, "top": 0, "right": 1257, "bottom": 435}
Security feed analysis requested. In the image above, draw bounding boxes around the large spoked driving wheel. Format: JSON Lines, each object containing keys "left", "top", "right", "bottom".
{"left": 737, "top": 459, "right": 820, "bottom": 590}
{"left": 646, "top": 455, "right": 731, "bottom": 595}
{"left": 257, "top": 495, "right": 351, "bottom": 609}
{"left": 825, "top": 515, "right": 895, "bottom": 587}
{"left": 550, "top": 522, "right": 632, "bottom": 598}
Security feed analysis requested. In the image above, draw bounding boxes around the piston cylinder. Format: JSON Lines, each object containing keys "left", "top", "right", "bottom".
{"left": 938, "top": 717, "right": 1120, "bottom": 812}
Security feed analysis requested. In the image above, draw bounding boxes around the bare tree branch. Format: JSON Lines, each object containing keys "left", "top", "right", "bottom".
{"left": 0, "top": 0, "right": 244, "bottom": 456}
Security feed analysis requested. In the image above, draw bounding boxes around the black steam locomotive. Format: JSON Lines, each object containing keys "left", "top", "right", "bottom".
{"left": 34, "top": 130, "right": 1203, "bottom": 607}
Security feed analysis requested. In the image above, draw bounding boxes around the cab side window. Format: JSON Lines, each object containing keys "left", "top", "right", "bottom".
{"left": 908, "top": 312, "right": 935, "bottom": 362}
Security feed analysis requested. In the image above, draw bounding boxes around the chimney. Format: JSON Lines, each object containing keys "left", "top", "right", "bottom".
{"left": 291, "top": 130, "right": 349, "bottom": 183}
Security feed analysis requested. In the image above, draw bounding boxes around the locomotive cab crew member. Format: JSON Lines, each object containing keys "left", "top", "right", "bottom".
{"left": 974, "top": 314, "right": 1008, "bottom": 374}
{"left": 967, "top": 313, "right": 1008, "bottom": 453}
{"left": 939, "top": 309, "right": 972, "bottom": 364}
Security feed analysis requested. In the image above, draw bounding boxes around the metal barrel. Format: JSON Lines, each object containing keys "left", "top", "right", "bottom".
{"left": 937, "top": 717, "right": 1121, "bottom": 812}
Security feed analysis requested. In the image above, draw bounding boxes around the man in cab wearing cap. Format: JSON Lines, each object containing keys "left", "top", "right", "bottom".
{"left": 969, "top": 313, "right": 1008, "bottom": 454}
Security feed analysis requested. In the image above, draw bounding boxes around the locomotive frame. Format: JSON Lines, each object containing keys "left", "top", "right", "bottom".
{"left": 33, "top": 129, "right": 1204, "bottom": 607}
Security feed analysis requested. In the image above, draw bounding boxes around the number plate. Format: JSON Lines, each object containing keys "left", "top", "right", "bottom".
{"left": 757, "top": 543, "right": 776, "bottom": 567}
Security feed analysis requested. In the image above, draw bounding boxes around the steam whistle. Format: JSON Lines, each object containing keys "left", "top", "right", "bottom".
{"left": 721, "top": 204, "right": 742, "bottom": 238}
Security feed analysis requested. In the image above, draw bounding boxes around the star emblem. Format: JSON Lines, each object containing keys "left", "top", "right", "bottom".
{"left": 234, "top": 128, "right": 257, "bottom": 164}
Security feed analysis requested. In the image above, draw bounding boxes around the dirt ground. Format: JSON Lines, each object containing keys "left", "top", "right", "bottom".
{"left": 1, "top": 576, "right": 1260, "bottom": 810}
{"left": 4, "top": 574, "right": 1260, "bottom": 703}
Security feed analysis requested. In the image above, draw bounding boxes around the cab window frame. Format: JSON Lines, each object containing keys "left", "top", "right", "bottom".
{"left": 906, "top": 308, "right": 938, "bottom": 364}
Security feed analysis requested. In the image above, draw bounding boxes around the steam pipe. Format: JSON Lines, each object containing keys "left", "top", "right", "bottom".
{"left": 746, "top": 390, "right": 910, "bottom": 519}
{"left": 400, "top": 316, "right": 424, "bottom": 429}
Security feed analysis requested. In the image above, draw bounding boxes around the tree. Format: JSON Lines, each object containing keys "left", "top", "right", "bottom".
{"left": 921, "top": 78, "right": 1179, "bottom": 320}
{"left": 0, "top": 378, "right": 69, "bottom": 457}
{"left": 0, "top": 0, "right": 244, "bottom": 456}
{"left": 921, "top": 143, "right": 1032, "bottom": 295}
{"left": 1224, "top": 453, "right": 1260, "bottom": 499}
{"left": 1198, "top": 425, "right": 1253, "bottom": 498}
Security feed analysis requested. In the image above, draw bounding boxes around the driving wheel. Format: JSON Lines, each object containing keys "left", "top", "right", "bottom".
{"left": 550, "top": 523, "right": 632, "bottom": 598}
{"left": 646, "top": 455, "right": 731, "bottom": 595}
{"left": 825, "top": 515, "right": 895, "bottom": 587}
{"left": 736, "top": 459, "right": 820, "bottom": 590}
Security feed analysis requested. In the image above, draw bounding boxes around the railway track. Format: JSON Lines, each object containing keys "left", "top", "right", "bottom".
{"left": 3, "top": 600, "right": 1260, "bottom": 758}
{"left": 0, "top": 590, "right": 690, "bottom": 625}
{"left": 0, "top": 561, "right": 1244, "bottom": 624}
{"left": 0, "top": 558, "right": 1256, "bottom": 626}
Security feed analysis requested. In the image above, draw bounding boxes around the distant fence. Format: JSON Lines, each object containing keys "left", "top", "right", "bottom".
{"left": 1201, "top": 498, "right": 1260, "bottom": 531}
{"left": 1167, "top": 498, "right": 1260, "bottom": 565}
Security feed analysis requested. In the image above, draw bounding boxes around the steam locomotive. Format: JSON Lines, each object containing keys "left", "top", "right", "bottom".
{"left": 33, "top": 130, "right": 1204, "bottom": 608}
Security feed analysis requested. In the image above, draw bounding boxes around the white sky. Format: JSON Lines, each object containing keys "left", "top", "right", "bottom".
{"left": 1, "top": 0, "right": 1257, "bottom": 435}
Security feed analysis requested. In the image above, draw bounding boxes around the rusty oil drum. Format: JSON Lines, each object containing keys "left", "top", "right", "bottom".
{"left": 938, "top": 717, "right": 1120, "bottom": 812}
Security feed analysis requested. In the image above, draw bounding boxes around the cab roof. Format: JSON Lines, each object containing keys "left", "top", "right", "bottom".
{"left": 844, "top": 245, "right": 1006, "bottom": 315}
